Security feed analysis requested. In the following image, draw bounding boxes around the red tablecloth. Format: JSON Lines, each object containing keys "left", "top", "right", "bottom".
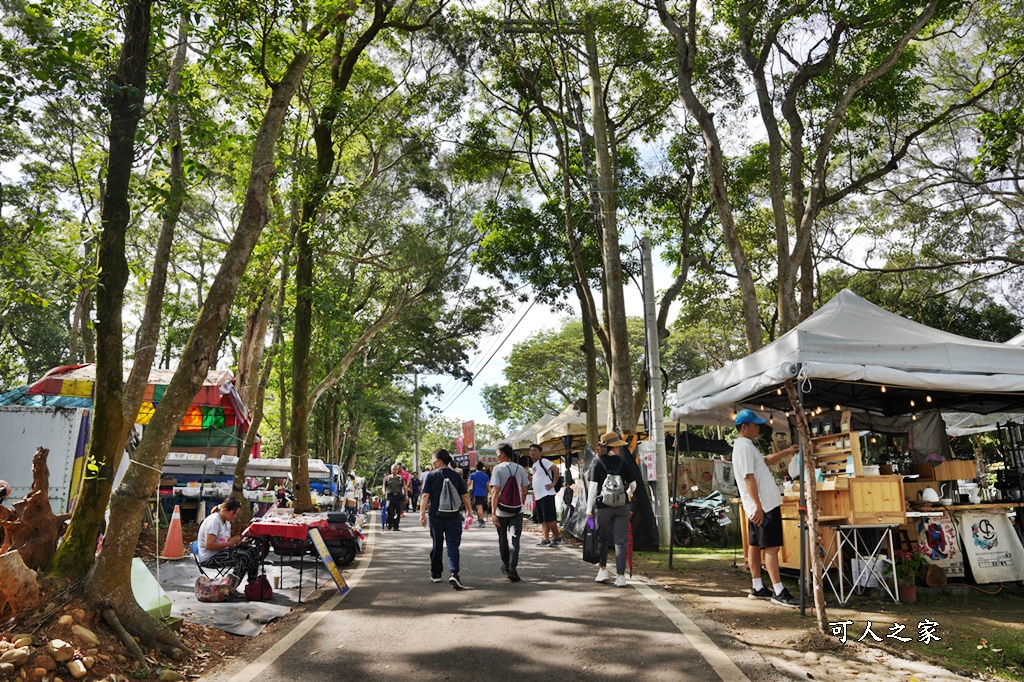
{"left": 245, "top": 517, "right": 330, "bottom": 541}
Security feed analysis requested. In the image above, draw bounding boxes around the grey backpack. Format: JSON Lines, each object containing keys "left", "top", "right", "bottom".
{"left": 599, "top": 459, "right": 627, "bottom": 507}
{"left": 437, "top": 474, "right": 462, "bottom": 518}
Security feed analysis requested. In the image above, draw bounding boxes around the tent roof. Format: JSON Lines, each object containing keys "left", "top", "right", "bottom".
{"left": 506, "top": 414, "right": 555, "bottom": 451}
{"left": 534, "top": 389, "right": 645, "bottom": 443}
{"left": 671, "top": 289, "right": 1024, "bottom": 424}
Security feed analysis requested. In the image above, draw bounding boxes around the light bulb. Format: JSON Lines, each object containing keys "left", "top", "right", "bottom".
{"left": 912, "top": 414, "right": 917, "bottom": 421}
{"left": 835, "top": 404, "right": 841, "bottom": 412}
{"left": 881, "top": 385, "right": 886, "bottom": 393}
{"left": 926, "top": 395, "right": 932, "bottom": 403}
{"left": 910, "top": 400, "right": 916, "bottom": 408}
{"left": 777, "top": 388, "right": 782, "bottom": 395}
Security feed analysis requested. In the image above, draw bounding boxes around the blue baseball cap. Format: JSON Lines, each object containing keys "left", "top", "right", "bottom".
{"left": 735, "top": 409, "right": 766, "bottom": 427}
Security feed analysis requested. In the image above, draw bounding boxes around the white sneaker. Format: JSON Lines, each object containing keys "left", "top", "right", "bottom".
{"left": 614, "top": 575, "right": 626, "bottom": 588}
{"left": 595, "top": 569, "right": 609, "bottom": 583}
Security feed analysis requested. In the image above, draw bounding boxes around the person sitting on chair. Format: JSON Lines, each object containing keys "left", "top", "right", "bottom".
{"left": 196, "top": 497, "right": 259, "bottom": 589}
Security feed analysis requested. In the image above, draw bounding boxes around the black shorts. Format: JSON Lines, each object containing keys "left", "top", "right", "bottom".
{"left": 747, "top": 507, "right": 783, "bottom": 549}
{"left": 534, "top": 495, "right": 557, "bottom": 523}
{"left": 473, "top": 495, "right": 488, "bottom": 507}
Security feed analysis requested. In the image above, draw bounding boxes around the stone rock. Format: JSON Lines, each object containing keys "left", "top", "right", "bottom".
{"left": 782, "top": 649, "right": 802, "bottom": 659}
{"left": 0, "top": 648, "right": 30, "bottom": 666}
{"left": 115, "top": 655, "right": 127, "bottom": 664}
{"left": 803, "top": 651, "right": 820, "bottom": 662}
{"left": 96, "top": 654, "right": 110, "bottom": 663}
{"left": 0, "top": 642, "right": 12, "bottom": 652}
{"left": 28, "top": 669, "right": 47, "bottom": 681}
{"left": 82, "top": 657, "right": 94, "bottom": 670}
{"left": 70, "top": 626, "right": 99, "bottom": 648}
{"left": 30, "top": 654, "right": 55, "bottom": 672}
{"left": 0, "top": 663, "right": 15, "bottom": 678}
{"left": 57, "top": 616, "right": 73, "bottom": 626}
{"left": 157, "top": 670, "right": 185, "bottom": 682}
{"left": 46, "top": 640, "right": 75, "bottom": 664}
{"left": 12, "top": 636, "right": 33, "bottom": 648}
{"left": 66, "top": 659, "right": 87, "bottom": 680}
{"left": 70, "top": 609, "right": 85, "bottom": 622}
{"left": 85, "top": 648, "right": 97, "bottom": 656}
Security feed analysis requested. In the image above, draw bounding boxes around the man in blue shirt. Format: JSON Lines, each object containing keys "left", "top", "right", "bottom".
{"left": 468, "top": 462, "right": 490, "bottom": 527}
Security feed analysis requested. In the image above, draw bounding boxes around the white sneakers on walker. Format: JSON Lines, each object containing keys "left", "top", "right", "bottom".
{"left": 614, "top": 575, "right": 626, "bottom": 587}
{"left": 595, "top": 568, "right": 609, "bottom": 583}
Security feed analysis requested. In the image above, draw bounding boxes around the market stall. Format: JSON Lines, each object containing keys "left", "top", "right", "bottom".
{"left": 670, "top": 290, "right": 1024, "bottom": 601}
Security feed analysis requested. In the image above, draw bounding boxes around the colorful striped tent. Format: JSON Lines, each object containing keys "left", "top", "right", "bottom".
{"left": 21, "top": 364, "right": 251, "bottom": 455}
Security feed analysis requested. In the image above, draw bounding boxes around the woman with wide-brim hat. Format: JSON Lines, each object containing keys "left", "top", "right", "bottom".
{"left": 586, "top": 432, "right": 638, "bottom": 587}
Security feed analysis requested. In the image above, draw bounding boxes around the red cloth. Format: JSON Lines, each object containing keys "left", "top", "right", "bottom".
{"left": 245, "top": 518, "right": 329, "bottom": 541}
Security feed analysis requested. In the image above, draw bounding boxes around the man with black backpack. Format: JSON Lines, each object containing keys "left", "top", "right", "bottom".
{"left": 419, "top": 448, "right": 473, "bottom": 589}
{"left": 586, "top": 432, "right": 639, "bottom": 587}
{"left": 489, "top": 443, "right": 530, "bottom": 582}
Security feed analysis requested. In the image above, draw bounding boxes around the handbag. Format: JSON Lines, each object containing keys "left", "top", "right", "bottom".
{"left": 195, "top": 574, "right": 237, "bottom": 603}
{"left": 582, "top": 517, "right": 601, "bottom": 564}
{"left": 244, "top": 574, "right": 274, "bottom": 601}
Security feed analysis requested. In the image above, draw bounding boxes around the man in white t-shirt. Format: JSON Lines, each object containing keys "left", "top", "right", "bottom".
{"left": 732, "top": 409, "right": 799, "bottom": 608}
{"left": 529, "top": 444, "right": 560, "bottom": 546}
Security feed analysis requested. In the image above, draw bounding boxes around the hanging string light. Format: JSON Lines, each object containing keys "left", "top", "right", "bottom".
{"left": 881, "top": 385, "right": 887, "bottom": 393}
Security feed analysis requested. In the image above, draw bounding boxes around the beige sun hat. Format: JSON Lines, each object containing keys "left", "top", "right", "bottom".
{"left": 599, "top": 432, "right": 627, "bottom": 447}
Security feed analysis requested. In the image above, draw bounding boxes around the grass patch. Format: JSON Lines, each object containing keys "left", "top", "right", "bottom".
{"left": 630, "top": 547, "right": 1024, "bottom": 681}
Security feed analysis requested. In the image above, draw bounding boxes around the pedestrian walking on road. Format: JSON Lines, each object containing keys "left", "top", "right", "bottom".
{"left": 383, "top": 464, "right": 407, "bottom": 531}
{"left": 587, "top": 432, "right": 638, "bottom": 587}
{"left": 420, "top": 449, "right": 473, "bottom": 589}
{"left": 732, "top": 409, "right": 800, "bottom": 608}
{"left": 490, "top": 443, "right": 530, "bottom": 581}
{"left": 529, "top": 443, "right": 561, "bottom": 546}
{"left": 468, "top": 461, "right": 490, "bottom": 527}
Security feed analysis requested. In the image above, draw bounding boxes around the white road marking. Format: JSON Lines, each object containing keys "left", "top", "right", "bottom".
{"left": 632, "top": 582, "right": 751, "bottom": 682}
{"left": 224, "top": 519, "right": 377, "bottom": 682}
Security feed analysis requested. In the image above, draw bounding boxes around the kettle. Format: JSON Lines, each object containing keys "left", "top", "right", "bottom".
{"left": 920, "top": 487, "right": 939, "bottom": 503}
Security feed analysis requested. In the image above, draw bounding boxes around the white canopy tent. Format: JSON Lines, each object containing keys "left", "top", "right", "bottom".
{"left": 671, "top": 289, "right": 1024, "bottom": 425}
{"left": 535, "top": 389, "right": 645, "bottom": 443}
{"left": 506, "top": 414, "right": 556, "bottom": 451}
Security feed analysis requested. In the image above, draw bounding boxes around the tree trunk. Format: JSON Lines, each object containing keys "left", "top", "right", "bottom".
{"left": 583, "top": 24, "right": 635, "bottom": 434}
{"left": 0, "top": 448, "right": 66, "bottom": 570}
{"left": 84, "top": 46, "right": 314, "bottom": 658}
{"left": 49, "top": 0, "right": 153, "bottom": 581}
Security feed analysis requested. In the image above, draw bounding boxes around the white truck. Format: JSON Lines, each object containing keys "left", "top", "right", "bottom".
{"left": 0, "top": 405, "right": 91, "bottom": 514}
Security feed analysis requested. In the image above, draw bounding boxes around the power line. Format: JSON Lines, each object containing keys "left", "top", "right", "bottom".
{"left": 435, "top": 296, "right": 539, "bottom": 413}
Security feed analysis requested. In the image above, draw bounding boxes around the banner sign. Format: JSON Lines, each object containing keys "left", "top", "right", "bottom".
{"left": 916, "top": 515, "right": 964, "bottom": 578}
{"left": 462, "top": 420, "right": 476, "bottom": 453}
{"left": 308, "top": 528, "right": 350, "bottom": 595}
{"left": 956, "top": 510, "right": 1024, "bottom": 584}
{"left": 638, "top": 440, "right": 658, "bottom": 482}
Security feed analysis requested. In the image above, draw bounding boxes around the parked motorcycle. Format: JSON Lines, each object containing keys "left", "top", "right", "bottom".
{"left": 671, "top": 487, "right": 731, "bottom": 548}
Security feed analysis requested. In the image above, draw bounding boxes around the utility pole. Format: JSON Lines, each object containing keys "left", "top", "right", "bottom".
{"left": 412, "top": 370, "right": 420, "bottom": 474}
{"left": 640, "top": 237, "right": 671, "bottom": 547}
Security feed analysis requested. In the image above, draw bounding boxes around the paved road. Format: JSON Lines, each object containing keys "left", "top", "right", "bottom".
{"left": 205, "top": 515, "right": 789, "bottom": 681}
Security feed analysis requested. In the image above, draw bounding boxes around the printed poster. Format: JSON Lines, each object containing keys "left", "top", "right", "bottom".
{"left": 956, "top": 510, "right": 1024, "bottom": 584}
{"left": 916, "top": 514, "right": 964, "bottom": 578}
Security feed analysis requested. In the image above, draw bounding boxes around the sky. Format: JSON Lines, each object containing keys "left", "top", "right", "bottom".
{"left": 419, "top": 246, "right": 678, "bottom": 434}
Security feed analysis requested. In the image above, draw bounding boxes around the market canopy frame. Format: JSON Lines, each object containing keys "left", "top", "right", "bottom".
{"left": 670, "top": 289, "right": 1024, "bottom": 425}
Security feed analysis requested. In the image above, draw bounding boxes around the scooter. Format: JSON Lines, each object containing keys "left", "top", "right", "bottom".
{"left": 671, "top": 487, "right": 731, "bottom": 548}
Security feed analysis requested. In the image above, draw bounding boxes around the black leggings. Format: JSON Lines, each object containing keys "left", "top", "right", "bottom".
{"left": 201, "top": 544, "right": 260, "bottom": 584}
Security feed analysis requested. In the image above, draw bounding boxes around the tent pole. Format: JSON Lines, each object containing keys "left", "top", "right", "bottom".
{"left": 670, "top": 421, "right": 680, "bottom": 569}
{"left": 797, "top": 378, "right": 807, "bottom": 618}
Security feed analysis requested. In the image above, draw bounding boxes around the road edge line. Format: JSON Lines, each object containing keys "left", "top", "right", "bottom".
{"left": 632, "top": 582, "right": 751, "bottom": 682}
{"left": 224, "top": 515, "right": 377, "bottom": 682}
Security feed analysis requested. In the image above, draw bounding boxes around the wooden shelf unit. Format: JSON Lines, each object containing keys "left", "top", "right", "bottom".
{"left": 810, "top": 432, "right": 863, "bottom": 480}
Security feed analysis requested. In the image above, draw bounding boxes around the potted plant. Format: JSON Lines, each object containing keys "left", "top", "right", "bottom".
{"left": 890, "top": 549, "right": 928, "bottom": 602}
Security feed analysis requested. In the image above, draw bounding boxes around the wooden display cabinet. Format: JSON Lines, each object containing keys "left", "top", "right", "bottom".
{"left": 810, "top": 432, "right": 863, "bottom": 479}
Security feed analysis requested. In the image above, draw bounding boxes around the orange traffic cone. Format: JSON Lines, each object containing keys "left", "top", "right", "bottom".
{"left": 159, "top": 505, "right": 185, "bottom": 560}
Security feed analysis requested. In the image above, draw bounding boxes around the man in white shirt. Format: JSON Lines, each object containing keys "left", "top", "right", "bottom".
{"left": 490, "top": 443, "right": 530, "bottom": 581}
{"left": 529, "top": 444, "right": 560, "bottom": 546}
{"left": 732, "top": 409, "right": 799, "bottom": 608}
